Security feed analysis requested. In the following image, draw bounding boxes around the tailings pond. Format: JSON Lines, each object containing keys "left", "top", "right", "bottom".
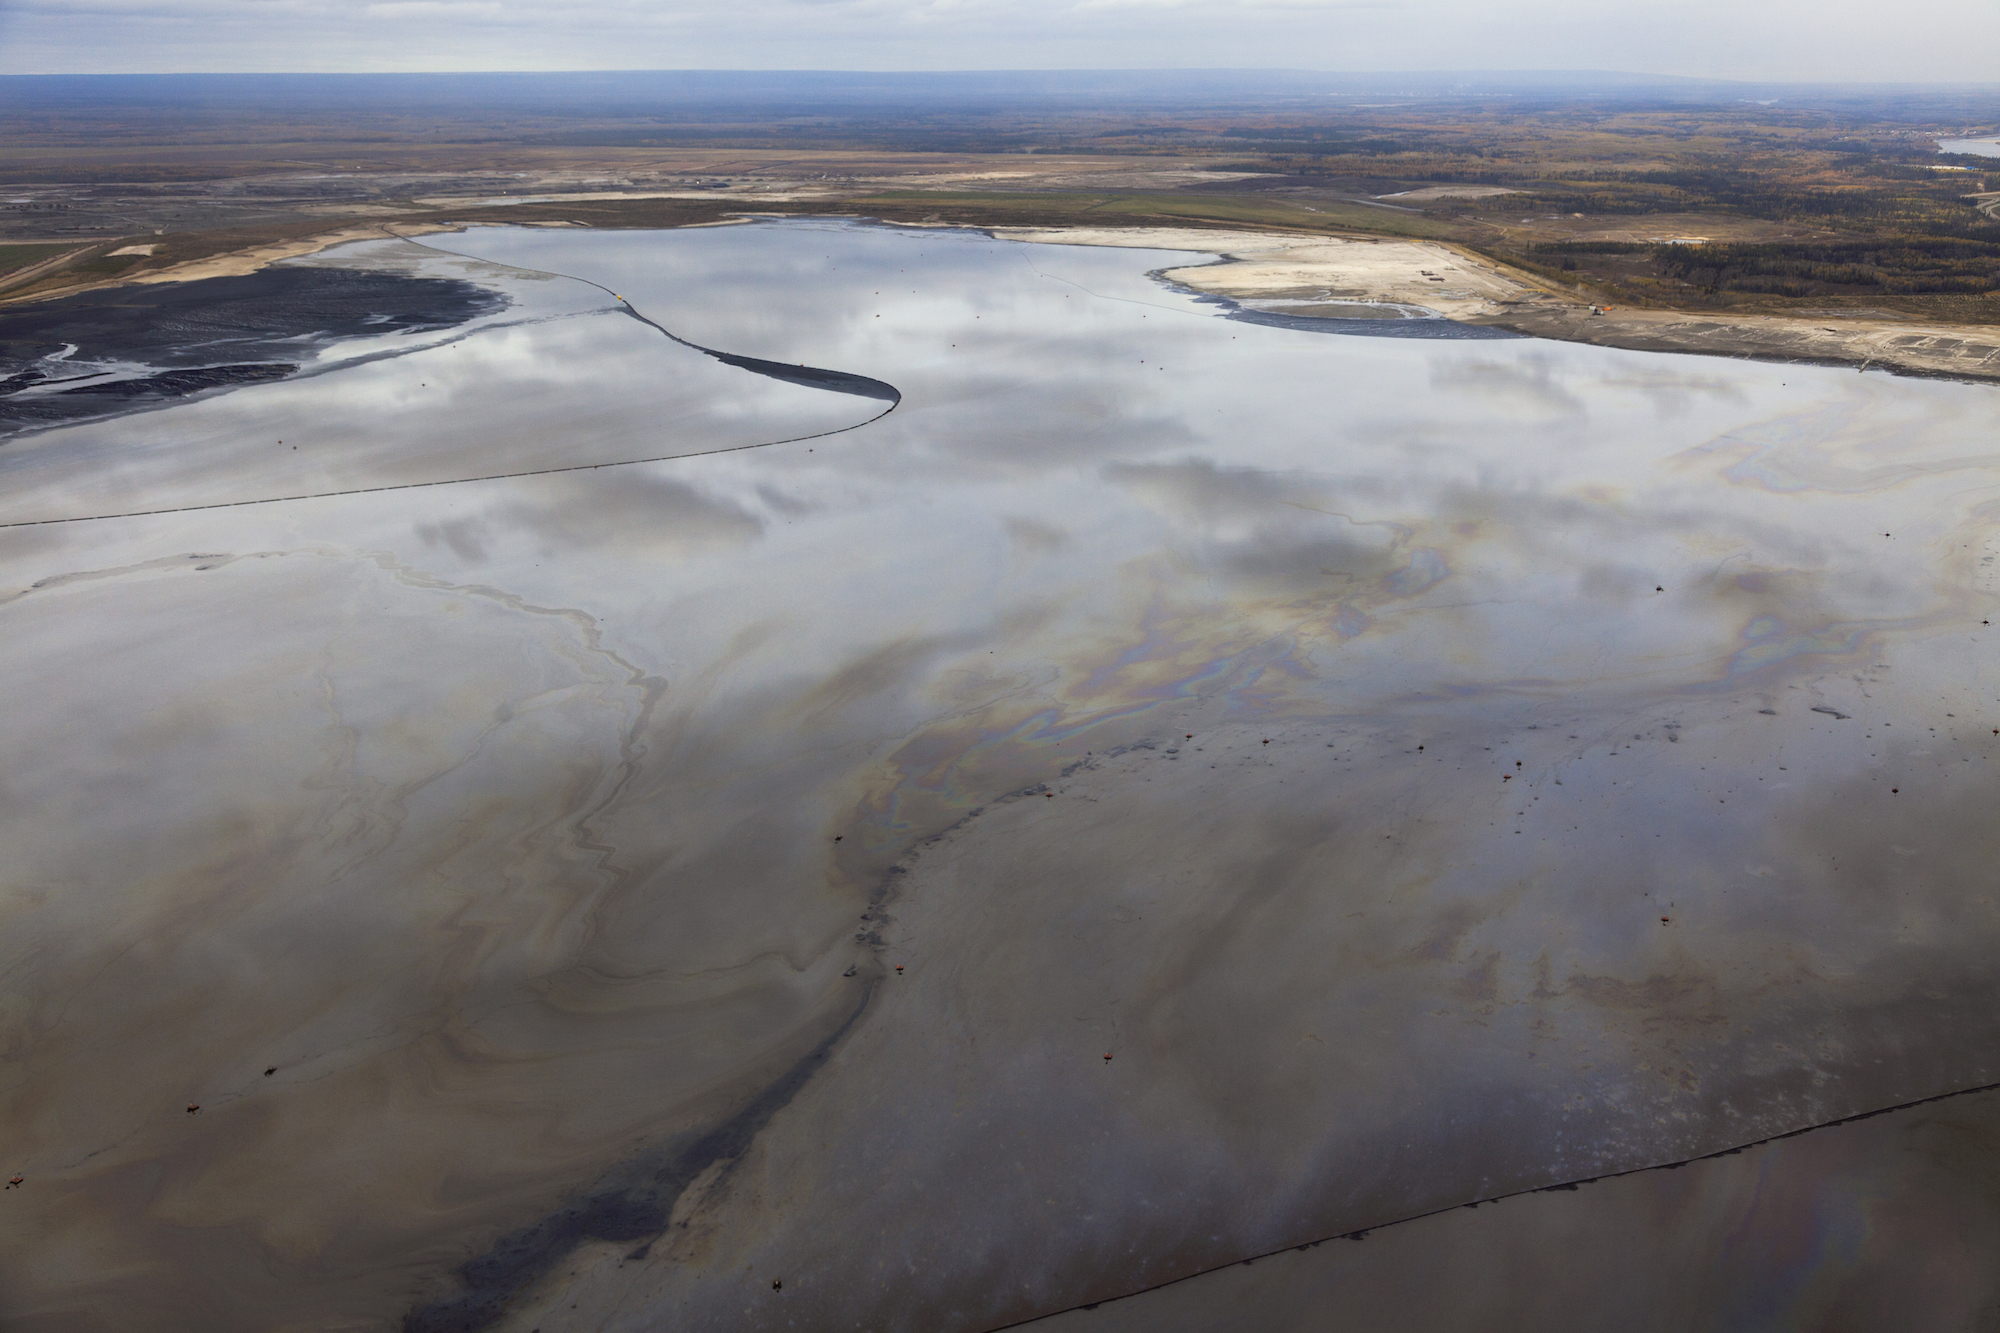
{"left": 5, "top": 219, "right": 2000, "bottom": 1331}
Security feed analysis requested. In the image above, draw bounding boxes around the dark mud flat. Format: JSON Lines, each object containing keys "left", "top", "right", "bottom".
{"left": 0, "top": 266, "right": 508, "bottom": 431}
{"left": 0, "top": 363, "right": 300, "bottom": 429}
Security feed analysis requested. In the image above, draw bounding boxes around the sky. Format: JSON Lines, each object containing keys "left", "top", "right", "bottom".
{"left": 1, "top": 0, "right": 1997, "bottom": 83}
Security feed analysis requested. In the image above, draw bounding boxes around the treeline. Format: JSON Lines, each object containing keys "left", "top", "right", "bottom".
{"left": 1478, "top": 169, "right": 1994, "bottom": 227}
{"left": 1528, "top": 236, "right": 2000, "bottom": 296}
{"left": 1652, "top": 237, "right": 2000, "bottom": 294}
{"left": 1248, "top": 142, "right": 1992, "bottom": 235}
{"left": 1221, "top": 129, "right": 1420, "bottom": 154}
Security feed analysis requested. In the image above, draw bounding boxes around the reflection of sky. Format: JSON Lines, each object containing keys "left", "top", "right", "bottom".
{"left": 435, "top": 219, "right": 2000, "bottom": 717}
{"left": 6, "top": 220, "right": 2000, "bottom": 1331}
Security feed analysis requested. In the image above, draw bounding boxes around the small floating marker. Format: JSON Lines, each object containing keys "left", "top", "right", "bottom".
{"left": 1103, "top": 1052, "right": 1113, "bottom": 1062}
{"left": 895, "top": 964, "right": 904, "bottom": 973}
{"left": 1661, "top": 917, "right": 1671, "bottom": 924}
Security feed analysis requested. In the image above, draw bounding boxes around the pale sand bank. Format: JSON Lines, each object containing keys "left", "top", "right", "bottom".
{"left": 993, "top": 225, "right": 1549, "bottom": 320}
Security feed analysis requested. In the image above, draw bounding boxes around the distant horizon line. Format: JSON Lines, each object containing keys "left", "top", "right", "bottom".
{"left": 2, "top": 67, "right": 1997, "bottom": 88}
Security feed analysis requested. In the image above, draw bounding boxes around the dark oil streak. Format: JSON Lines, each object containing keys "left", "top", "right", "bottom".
{"left": 402, "top": 978, "right": 880, "bottom": 1333}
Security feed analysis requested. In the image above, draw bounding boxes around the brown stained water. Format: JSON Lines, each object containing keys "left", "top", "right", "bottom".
{"left": 3, "top": 219, "right": 2000, "bottom": 1330}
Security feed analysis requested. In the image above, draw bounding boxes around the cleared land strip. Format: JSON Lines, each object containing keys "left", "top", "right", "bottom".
{"left": 0, "top": 243, "right": 107, "bottom": 297}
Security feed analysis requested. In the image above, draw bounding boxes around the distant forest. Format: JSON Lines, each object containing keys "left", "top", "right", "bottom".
{"left": 2, "top": 71, "right": 1995, "bottom": 316}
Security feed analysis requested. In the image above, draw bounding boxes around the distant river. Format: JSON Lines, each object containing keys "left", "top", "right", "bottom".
{"left": 1939, "top": 137, "right": 2000, "bottom": 157}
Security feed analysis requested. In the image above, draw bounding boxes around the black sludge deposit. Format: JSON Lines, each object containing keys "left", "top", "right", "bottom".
{"left": 0, "top": 265, "right": 507, "bottom": 431}
{"left": 49, "top": 362, "right": 299, "bottom": 398}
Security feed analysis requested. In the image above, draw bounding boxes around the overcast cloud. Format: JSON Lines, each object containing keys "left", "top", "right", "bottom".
{"left": 0, "top": 0, "right": 1996, "bottom": 83}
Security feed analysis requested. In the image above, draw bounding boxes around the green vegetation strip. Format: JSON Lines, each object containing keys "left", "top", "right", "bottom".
{"left": 0, "top": 243, "right": 75, "bottom": 274}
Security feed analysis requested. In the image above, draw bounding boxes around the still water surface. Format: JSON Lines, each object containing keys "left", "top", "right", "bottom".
{"left": 4, "top": 219, "right": 2000, "bottom": 1331}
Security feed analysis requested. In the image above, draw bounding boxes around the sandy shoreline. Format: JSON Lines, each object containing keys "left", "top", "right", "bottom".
{"left": 996, "top": 223, "right": 2000, "bottom": 385}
